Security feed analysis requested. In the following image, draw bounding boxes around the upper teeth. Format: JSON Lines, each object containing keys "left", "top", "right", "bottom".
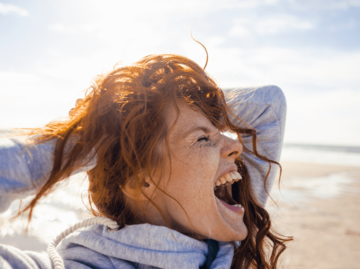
{"left": 214, "top": 171, "right": 242, "bottom": 188}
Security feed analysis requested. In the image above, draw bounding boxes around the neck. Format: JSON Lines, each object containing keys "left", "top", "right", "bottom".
{"left": 124, "top": 196, "right": 206, "bottom": 241}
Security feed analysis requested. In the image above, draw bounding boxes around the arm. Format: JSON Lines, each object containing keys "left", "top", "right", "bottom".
{"left": 0, "top": 245, "right": 52, "bottom": 269}
{"left": 0, "top": 135, "right": 55, "bottom": 213}
{"left": 0, "top": 134, "right": 97, "bottom": 267}
{"left": 0, "top": 134, "right": 97, "bottom": 213}
{"left": 224, "top": 85, "right": 287, "bottom": 206}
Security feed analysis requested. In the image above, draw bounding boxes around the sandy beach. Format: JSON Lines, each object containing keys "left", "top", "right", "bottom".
{"left": 268, "top": 162, "right": 360, "bottom": 269}
{"left": 1, "top": 161, "right": 360, "bottom": 269}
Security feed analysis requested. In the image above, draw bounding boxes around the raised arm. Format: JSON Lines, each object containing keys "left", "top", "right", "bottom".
{"left": 0, "top": 134, "right": 96, "bottom": 213}
{"left": 0, "top": 135, "right": 55, "bottom": 213}
{"left": 224, "top": 85, "right": 287, "bottom": 206}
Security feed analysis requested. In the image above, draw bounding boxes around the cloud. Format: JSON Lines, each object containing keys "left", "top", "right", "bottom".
{"left": 256, "top": 48, "right": 360, "bottom": 90}
{"left": 0, "top": 71, "right": 40, "bottom": 85}
{"left": 263, "top": 0, "right": 280, "bottom": 4}
{"left": 255, "top": 16, "right": 314, "bottom": 34}
{"left": 48, "top": 22, "right": 97, "bottom": 35}
{"left": 285, "top": 89, "right": 360, "bottom": 146}
{"left": 0, "top": 71, "right": 84, "bottom": 129}
{"left": 85, "top": 0, "right": 262, "bottom": 15}
{"left": 195, "top": 44, "right": 360, "bottom": 146}
{"left": 0, "top": 3, "right": 29, "bottom": 17}
{"left": 3, "top": 0, "right": 359, "bottom": 146}
{"left": 46, "top": 0, "right": 261, "bottom": 37}
{"left": 230, "top": 14, "right": 315, "bottom": 37}
{"left": 288, "top": 0, "right": 360, "bottom": 10}
{"left": 206, "top": 46, "right": 360, "bottom": 92}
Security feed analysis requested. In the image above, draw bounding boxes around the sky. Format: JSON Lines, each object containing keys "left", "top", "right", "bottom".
{"left": 0, "top": 0, "right": 359, "bottom": 146}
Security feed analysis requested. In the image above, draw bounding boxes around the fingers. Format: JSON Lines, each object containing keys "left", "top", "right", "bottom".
{"left": 69, "top": 98, "right": 84, "bottom": 117}
{"left": 75, "top": 98, "right": 83, "bottom": 106}
{"left": 69, "top": 108, "right": 75, "bottom": 117}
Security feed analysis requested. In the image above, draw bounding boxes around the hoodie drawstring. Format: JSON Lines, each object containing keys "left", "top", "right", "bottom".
{"left": 47, "top": 216, "right": 119, "bottom": 269}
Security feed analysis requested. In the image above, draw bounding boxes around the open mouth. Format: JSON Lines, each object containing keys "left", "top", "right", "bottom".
{"left": 214, "top": 171, "right": 244, "bottom": 212}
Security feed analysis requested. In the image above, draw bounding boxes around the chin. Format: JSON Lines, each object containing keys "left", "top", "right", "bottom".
{"left": 209, "top": 192, "right": 249, "bottom": 242}
{"left": 215, "top": 223, "right": 248, "bottom": 242}
{"left": 232, "top": 224, "right": 248, "bottom": 241}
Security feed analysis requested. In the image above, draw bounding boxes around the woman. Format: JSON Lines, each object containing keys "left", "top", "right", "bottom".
{"left": 0, "top": 54, "right": 290, "bottom": 268}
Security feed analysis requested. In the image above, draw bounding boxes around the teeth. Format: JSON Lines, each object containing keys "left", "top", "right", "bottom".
{"left": 214, "top": 171, "right": 242, "bottom": 189}
{"left": 234, "top": 171, "right": 242, "bottom": 181}
{"left": 233, "top": 204, "right": 243, "bottom": 208}
{"left": 230, "top": 172, "right": 237, "bottom": 180}
{"left": 224, "top": 173, "right": 232, "bottom": 182}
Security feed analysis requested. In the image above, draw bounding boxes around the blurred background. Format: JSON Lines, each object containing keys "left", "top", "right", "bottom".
{"left": 0, "top": 0, "right": 359, "bottom": 268}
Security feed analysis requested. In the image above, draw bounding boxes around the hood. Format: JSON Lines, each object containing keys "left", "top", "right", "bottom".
{"left": 57, "top": 223, "right": 234, "bottom": 269}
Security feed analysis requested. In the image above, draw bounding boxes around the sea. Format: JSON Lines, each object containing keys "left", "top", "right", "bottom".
{"left": 0, "top": 137, "right": 359, "bottom": 251}
{"left": 281, "top": 143, "right": 360, "bottom": 167}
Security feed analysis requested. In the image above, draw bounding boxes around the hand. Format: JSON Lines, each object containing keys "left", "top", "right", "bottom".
{"left": 69, "top": 98, "right": 84, "bottom": 117}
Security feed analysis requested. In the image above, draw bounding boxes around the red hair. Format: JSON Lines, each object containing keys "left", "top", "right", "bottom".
{"left": 22, "top": 54, "right": 291, "bottom": 268}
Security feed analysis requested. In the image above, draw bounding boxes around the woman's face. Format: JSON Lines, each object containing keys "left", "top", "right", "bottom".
{"left": 153, "top": 101, "right": 248, "bottom": 242}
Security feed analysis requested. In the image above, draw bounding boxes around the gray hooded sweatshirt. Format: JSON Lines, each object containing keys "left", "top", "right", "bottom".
{"left": 0, "top": 86, "right": 286, "bottom": 269}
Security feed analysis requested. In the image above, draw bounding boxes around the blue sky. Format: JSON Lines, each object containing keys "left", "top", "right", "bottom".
{"left": 1, "top": 0, "right": 359, "bottom": 145}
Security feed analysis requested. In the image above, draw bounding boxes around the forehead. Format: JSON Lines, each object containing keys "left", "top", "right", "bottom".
{"left": 164, "top": 101, "right": 215, "bottom": 136}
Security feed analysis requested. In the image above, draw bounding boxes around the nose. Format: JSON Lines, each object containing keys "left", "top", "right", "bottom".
{"left": 220, "top": 135, "right": 243, "bottom": 160}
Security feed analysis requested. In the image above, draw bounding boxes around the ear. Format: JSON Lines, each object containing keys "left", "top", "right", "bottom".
{"left": 121, "top": 174, "right": 158, "bottom": 201}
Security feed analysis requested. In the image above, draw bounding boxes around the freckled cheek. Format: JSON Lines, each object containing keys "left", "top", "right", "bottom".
{"left": 194, "top": 148, "right": 220, "bottom": 176}
{"left": 167, "top": 148, "right": 220, "bottom": 198}
{"left": 184, "top": 146, "right": 219, "bottom": 166}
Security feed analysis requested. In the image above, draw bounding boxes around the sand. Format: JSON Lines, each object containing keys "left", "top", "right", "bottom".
{"left": 268, "top": 162, "right": 360, "bottom": 269}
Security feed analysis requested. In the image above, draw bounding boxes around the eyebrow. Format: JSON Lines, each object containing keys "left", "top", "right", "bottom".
{"left": 183, "top": 126, "right": 212, "bottom": 138}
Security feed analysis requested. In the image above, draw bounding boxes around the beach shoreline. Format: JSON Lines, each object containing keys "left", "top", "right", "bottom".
{"left": 268, "top": 161, "right": 360, "bottom": 269}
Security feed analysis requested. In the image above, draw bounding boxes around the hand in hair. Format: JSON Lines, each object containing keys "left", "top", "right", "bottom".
{"left": 69, "top": 99, "right": 84, "bottom": 117}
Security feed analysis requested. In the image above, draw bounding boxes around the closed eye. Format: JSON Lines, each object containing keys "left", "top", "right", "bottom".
{"left": 197, "top": 135, "right": 210, "bottom": 142}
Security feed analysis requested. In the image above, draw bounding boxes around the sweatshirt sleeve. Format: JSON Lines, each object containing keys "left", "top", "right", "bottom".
{"left": 0, "top": 135, "right": 97, "bottom": 213}
{"left": 0, "top": 244, "right": 52, "bottom": 269}
{"left": 224, "top": 85, "right": 287, "bottom": 206}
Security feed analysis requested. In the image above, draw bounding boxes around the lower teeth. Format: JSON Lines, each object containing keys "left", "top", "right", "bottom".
{"left": 233, "top": 204, "right": 242, "bottom": 208}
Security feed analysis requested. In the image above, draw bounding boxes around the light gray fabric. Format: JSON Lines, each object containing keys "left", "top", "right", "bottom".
{"left": 58, "top": 224, "right": 226, "bottom": 269}
{"left": 0, "top": 136, "right": 97, "bottom": 213}
{"left": 0, "top": 85, "right": 286, "bottom": 269}
{"left": 224, "top": 85, "right": 286, "bottom": 205}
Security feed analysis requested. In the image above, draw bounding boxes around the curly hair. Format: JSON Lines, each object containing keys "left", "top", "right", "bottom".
{"left": 22, "top": 53, "right": 292, "bottom": 268}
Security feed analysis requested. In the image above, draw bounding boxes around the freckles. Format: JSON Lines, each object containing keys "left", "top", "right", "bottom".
{"left": 185, "top": 148, "right": 220, "bottom": 175}
{"left": 169, "top": 144, "right": 220, "bottom": 198}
